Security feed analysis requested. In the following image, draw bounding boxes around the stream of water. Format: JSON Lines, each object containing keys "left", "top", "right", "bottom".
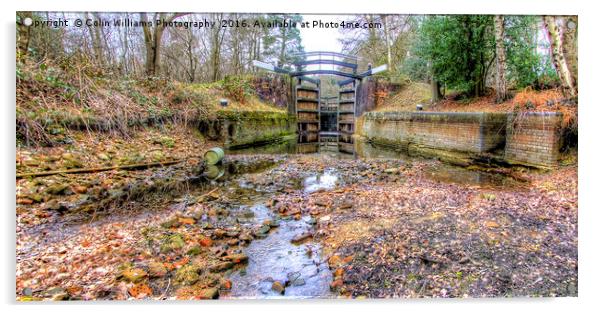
{"left": 224, "top": 171, "right": 339, "bottom": 299}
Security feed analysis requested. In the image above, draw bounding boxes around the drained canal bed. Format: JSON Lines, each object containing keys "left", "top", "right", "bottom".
{"left": 16, "top": 138, "right": 577, "bottom": 300}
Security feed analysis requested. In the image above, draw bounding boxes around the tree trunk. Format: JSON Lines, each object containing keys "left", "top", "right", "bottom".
{"left": 87, "top": 12, "right": 105, "bottom": 67}
{"left": 428, "top": 61, "right": 442, "bottom": 102}
{"left": 210, "top": 20, "right": 221, "bottom": 81}
{"left": 140, "top": 13, "right": 155, "bottom": 75}
{"left": 121, "top": 13, "right": 129, "bottom": 75}
{"left": 494, "top": 15, "right": 508, "bottom": 102}
{"left": 561, "top": 16, "right": 578, "bottom": 92}
{"left": 140, "top": 13, "right": 188, "bottom": 76}
{"left": 431, "top": 79, "right": 442, "bottom": 102}
{"left": 17, "top": 12, "right": 32, "bottom": 62}
{"left": 186, "top": 27, "right": 196, "bottom": 83}
{"left": 380, "top": 14, "right": 392, "bottom": 73}
{"left": 278, "top": 21, "right": 288, "bottom": 67}
{"left": 543, "top": 16, "right": 577, "bottom": 97}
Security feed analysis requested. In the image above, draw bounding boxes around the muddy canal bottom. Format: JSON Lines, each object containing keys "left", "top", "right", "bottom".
{"left": 220, "top": 141, "right": 528, "bottom": 299}
{"left": 223, "top": 171, "right": 339, "bottom": 299}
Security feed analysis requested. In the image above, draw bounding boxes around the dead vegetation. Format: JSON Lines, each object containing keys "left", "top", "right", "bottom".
{"left": 16, "top": 57, "right": 284, "bottom": 147}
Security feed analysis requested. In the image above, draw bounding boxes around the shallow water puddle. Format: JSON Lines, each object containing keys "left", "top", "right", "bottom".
{"left": 424, "top": 163, "right": 525, "bottom": 189}
{"left": 303, "top": 170, "right": 339, "bottom": 193}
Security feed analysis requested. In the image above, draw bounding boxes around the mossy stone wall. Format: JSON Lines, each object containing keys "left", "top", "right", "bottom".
{"left": 211, "top": 111, "right": 297, "bottom": 149}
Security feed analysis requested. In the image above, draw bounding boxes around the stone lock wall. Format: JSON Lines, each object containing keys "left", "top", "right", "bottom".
{"left": 201, "top": 111, "right": 297, "bottom": 149}
{"left": 504, "top": 112, "right": 563, "bottom": 168}
{"left": 359, "top": 111, "right": 562, "bottom": 168}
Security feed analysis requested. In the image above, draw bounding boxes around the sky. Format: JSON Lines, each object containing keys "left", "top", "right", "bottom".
{"left": 298, "top": 14, "right": 350, "bottom": 53}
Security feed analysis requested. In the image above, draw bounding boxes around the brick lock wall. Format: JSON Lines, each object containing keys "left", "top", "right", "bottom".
{"left": 504, "top": 112, "right": 562, "bottom": 168}
{"left": 360, "top": 111, "right": 561, "bottom": 168}
{"left": 361, "top": 112, "right": 506, "bottom": 154}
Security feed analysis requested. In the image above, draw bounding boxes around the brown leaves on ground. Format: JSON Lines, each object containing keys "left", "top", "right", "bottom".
{"left": 305, "top": 162, "right": 578, "bottom": 298}
{"left": 16, "top": 147, "right": 578, "bottom": 300}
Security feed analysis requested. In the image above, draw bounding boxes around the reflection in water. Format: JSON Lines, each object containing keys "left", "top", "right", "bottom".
{"left": 226, "top": 134, "right": 407, "bottom": 160}
{"left": 303, "top": 170, "right": 339, "bottom": 193}
{"left": 424, "top": 164, "right": 524, "bottom": 189}
{"left": 204, "top": 164, "right": 225, "bottom": 180}
{"left": 226, "top": 134, "right": 525, "bottom": 189}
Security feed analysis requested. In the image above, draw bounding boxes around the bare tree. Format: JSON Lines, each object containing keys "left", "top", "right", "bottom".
{"left": 140, "top": 12, "right": 188, "bottom": 76}
{"left": 17, "top": 12, "right": 33, "bottom": 62}
{"left": 208, "top": 13, "right": 226, "bottom": 82}
{"left": 543, "top": 16, "right": 577, "bottom": 97}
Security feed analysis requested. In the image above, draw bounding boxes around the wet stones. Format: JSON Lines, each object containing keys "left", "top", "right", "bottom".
{"left": 330, "top": 278, "right": 344, "bottom": 291}
{"left": 223, "top": 253, "right": 248, "bottom": 264}
{"left": 209, "top": 261, "right": 234, "bottom": 273}
{"left": 291, "top": 232, "right": 313, "bottom": 244}
{"left": 263, "top": 219, "right": 280, "bottom": 228}
{"left": 197, "top": 288, "right": 219, "bottom": 300}
{"left": 160, "top": 234, "right": 185, "bottom": 253}
{"left": 333, "top": 268, "right": 345, "bottom": 278}
{"left": 328, "top": 255, "right": 343, "bottom": 268}
{"left": 221, "top": 279, "right": 232, "bottom": 290}
{"left": 119, "top": 267, "right": 148, "bottom": 283}
{"left": 160, "top": 217, "right": 180, "bottom": 229}
{"left": 199, "top": 235, "right": 213, "bottom": 247}
{"left": 254, "top": 224, "right": 271, "bottom": 238}
{"left": 328, "top": 254, "right": 354, "bottom": 292}
{"left": 148, "top": 261, "right": 167, "bottom": 278}
{"left": 286, "top": 271, "right": 306, "bottom": 287}
{"left": 271, "top": 281, "right": 285, "bottom": 295}
{"left": 45, "top": 183, "right": 69, "bottom": 195}
{"left": 175, "top": 264, "right": 200, "bottom": 286}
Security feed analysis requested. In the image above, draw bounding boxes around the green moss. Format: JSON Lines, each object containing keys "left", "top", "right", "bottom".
{"left": 153, "top": 136, "right": 175, "bottom": 148}
{"left": 186, "top": 245, "right": 202, "bottom": 256}
{"left": 175, "top": 264, "right": 201, "bottom": 286}
{"left": 216, "top": 110, "right": 295, "bottom": 122}
{"left": 160, "top": 233, "right": 185, "bottom": 253}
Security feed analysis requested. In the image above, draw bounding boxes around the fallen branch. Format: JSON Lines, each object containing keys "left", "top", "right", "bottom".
{"left": 197, "top": 187, "right": 220, "bottom": 200}
{"left": 16, "top": 159, "right": 185, "bottom": 179}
